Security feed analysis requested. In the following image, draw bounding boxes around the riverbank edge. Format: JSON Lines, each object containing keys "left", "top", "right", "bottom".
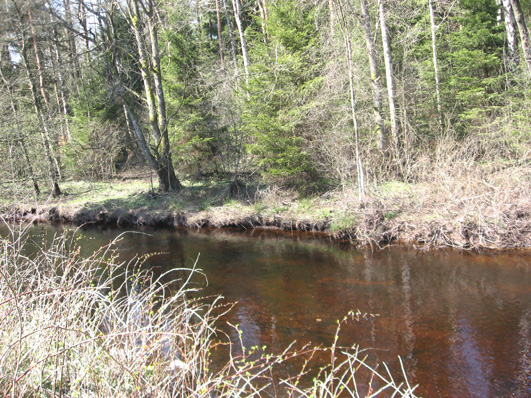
{"left": 3, "top": 202, "right": 530, "bottom": 251}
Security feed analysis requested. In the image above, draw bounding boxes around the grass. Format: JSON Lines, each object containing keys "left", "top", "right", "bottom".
{"left": 1, "top": 159, "right": 530, "bottom": 249}
{"left": 0, "top": 222, "right": 419, "bottom": 397}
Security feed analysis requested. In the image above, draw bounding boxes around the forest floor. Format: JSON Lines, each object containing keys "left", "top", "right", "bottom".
{"left": 1, "top": 166, "right": 530, "bottom": 250}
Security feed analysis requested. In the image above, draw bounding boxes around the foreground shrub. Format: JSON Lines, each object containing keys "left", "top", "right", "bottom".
{"left": 0, "top": 223, "right": 418, "bottom": 397}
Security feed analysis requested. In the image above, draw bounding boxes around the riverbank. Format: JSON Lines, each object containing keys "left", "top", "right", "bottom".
{"left": 1, "top": 166, "right": 530, "bottom": 250}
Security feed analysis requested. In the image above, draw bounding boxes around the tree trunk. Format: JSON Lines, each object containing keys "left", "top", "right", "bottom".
{"left": 359, "top": 0, "right": 386, "bottom": 150}
{"left": 215, "top": 0, "right": 225, "bottom": 66}
{"left": 17, "top": 5, "right": 61, "bottom": 197}
{"left": 196, "top": 0, "right": 202, "bottom": 35}
{"left": 329, "top": 0, "right": 334, "bottom": 35}
{"left": 223, "top": 0, "right": 239, "bottom": 71}
{"left": 429, "top": 0, "right": 443, "bottom": 126}
{"left": 19, "top": 140, "right": 41, "bottom": 196}
{"left": 511, "top": 0, "right": 531, "bottom": 74}
{"left": 232, "top": 0, "right": 250, "bottom": 86}
{"left": 47, "top": 17, "right": 71, "bottom": 143}
{"left": 0, "top": 64, "right": 41, "bottom": 196}
{"left": 503, "top": 0, "right": 520, "bottom": 70}
{"left": 336, "top": 0, "right": 365, "bottom": 200}
{"left": 126, "top": 0, "right": 182, "bottom": 192}
{"left": 378, "top": 0, "right": 399, "bottom": 154}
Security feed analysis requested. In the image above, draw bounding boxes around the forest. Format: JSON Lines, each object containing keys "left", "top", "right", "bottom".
{"left": 1, "top": 1, "right": 531, "bottom": 396}
{"left": 0, "top": 0, "right": 530, "bottom": 248}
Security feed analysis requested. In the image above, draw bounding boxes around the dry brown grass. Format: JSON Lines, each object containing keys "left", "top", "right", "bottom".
{"left": 0, "top": 223, "right": 420, "bottom": 397}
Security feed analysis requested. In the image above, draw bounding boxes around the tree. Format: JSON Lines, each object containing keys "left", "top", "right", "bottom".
{"left": 378, "top": 0, "right": 399, "bottom": 155}
{"left": 502, "top": 0, "right": 519, "bottom": 70}
{"left": 231, "top": 0, "right": 250, "bottom": 86}
{"left": 215, "top": 0, "right": 225, "bottom": 66}
{"left": 359, "top": 0, "right": 386, "bottom": 150}
{"left": 510, "top": 0, "right": 531, "bottom": 73}
{"left": 123, "top": 0, "right": 182, "bottom": 191}
{"left": 11, "top": 0, "right": 62, "bottom": 197}
{"left": 336, "top": 0, "right": 364, "bottom": 200}
{"left": 243, "top": 0, "right": 323, "bottom": 192}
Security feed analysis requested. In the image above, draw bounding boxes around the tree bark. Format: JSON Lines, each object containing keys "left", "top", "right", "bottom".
{"left": 16, "top": 3, "right": 61, "bottom": 197}
{"left": 329, "top": 0, "right": 334, "bottom": 35}
{"left": 19, "top": 140, "right": 41, "bottom": 196}
{"left": 503, "top": 0, "right": 520, "bottom": 70}
{"left": 126, "top": 0, "right": 182, "bottom": 192}
{"left": 359, "top": 0, "right": 386, "bottom": 150}
{"left": 511, "top": 0, "right": 531, "bottom": 74}
{"left": 231, "top": 0, "right": 250, "bottom": 86}
{"left": 378, "top": 0, "right": 399, "bottom": 153}
{"left": 429, "top": 0, "right": 443, "bottom": 126}
{"left": 215, "top": 0, "right": 225, "bottom": 66}
{"left": 336, "top": 0, "right": 365, "bottom": 200}
{"left": 223, "top": 0, "right": 239, "bottom": 71}
{"left": 0, "top": 65, "right": 41, "bottom": 196}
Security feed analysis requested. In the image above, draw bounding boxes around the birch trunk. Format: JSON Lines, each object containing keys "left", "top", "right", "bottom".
{"left": 378, "top": 0, "right": 399, "bottom": 153}
{"left": 329, "top": 0, "right": 334, "bottom": 35}
{"left": 126, "top": 0, "right": 182, "bottom": 191}
{"left": 145, "top": 5, "right": 181, "bottom": 192}
{"left": 232, "top": 0, "right": 250, "bottom": 86}
{"left": 503, "top": 0, "right": 520, "bottom": 70}
{"left": 336, "top": 0, "right": 365, "bottom": 200}
{"left": 511, "top": 0, "right": 531, "bottom": 74}
{"left": 223, "top": 0, "right": 239, "bottom": 71}
{"left": 359, "top": 0, "right": 386, "bottom": 150}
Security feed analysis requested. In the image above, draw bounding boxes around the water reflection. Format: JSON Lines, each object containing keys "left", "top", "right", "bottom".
{"left": 4, "top": 225, "right": 530, "bottom": 397}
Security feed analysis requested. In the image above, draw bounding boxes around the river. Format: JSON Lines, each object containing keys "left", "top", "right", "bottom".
{"left": 13, "top": 224, "right": 531, "bottom": 397}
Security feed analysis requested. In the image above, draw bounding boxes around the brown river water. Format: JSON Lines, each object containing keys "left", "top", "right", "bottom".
{"left": 17, "top": 225, "right": 531, "bottom": 397}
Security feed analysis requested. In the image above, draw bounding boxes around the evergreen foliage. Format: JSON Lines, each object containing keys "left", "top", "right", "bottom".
{"left": 0, "top": 0, "right": 529, "bottom": 195}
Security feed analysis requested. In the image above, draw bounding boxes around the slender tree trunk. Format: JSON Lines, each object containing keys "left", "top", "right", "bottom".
{"left": 503, "top": 0, "right": 520, "bottom": 70}
{"left": 378, "top": 0, "right": 399, "bottom": 154}
{"left": 121, "top": 100, "right": 158, "bottom": 171}
{"left": 27, "top": 8, "right": 50, "bottom": 109}
{"left": 128, "top": 1, "right": 161, "bottom": 142}
{"left": 126, "top": 0, "right": 181, "bottom": 192}
{"left": 257, "top": 0, "right": 266, "bottom": 38}
{"left": 196, "top": 0, "right": 202, "bottom": 35}
{"left": 63, "top": 0, "right": 81, "bottom": 85}
{"left": 145, "top": 7, "right": 181, "bottom": 191}
{"left": 48, "top": 19, "right": 71, "bottom": 142}
{"left": 0, "top": 66, "right": 41, "bottom": 196}
{"left": 21, "top": 49, "right": 61, "bottom": 197}
{"left": 429, "top": 0, "right": 443, "bottom": 126}
{"left": 16, "top": 5, "right": 61, "bottom": 197}
{"left": 223, "top": 0, "right": 238, "bottom": 71}
{"left": 19, "top": 140, "right": 40, "bottom": 196}
{"left": 359, "top": 0, "right": 386, "bottom": 150}
{"left": 262, "top": 0, "right": 268, "bottom": 26}
{"left": 215, "top": 0, "right": 225, "bottom": 66}
{"left": 232, "top": 0, "right": 250, "bottom": 86}
{"left": 336, "top": 0, "right": 365, "bottom": 200}
{"left": 511, "top": 0, "right": 531, "bottom": 74}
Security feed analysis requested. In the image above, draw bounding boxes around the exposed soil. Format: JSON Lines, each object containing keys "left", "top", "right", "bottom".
{"left": 4, "top": 198, "right": 530, "bottom": 251}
